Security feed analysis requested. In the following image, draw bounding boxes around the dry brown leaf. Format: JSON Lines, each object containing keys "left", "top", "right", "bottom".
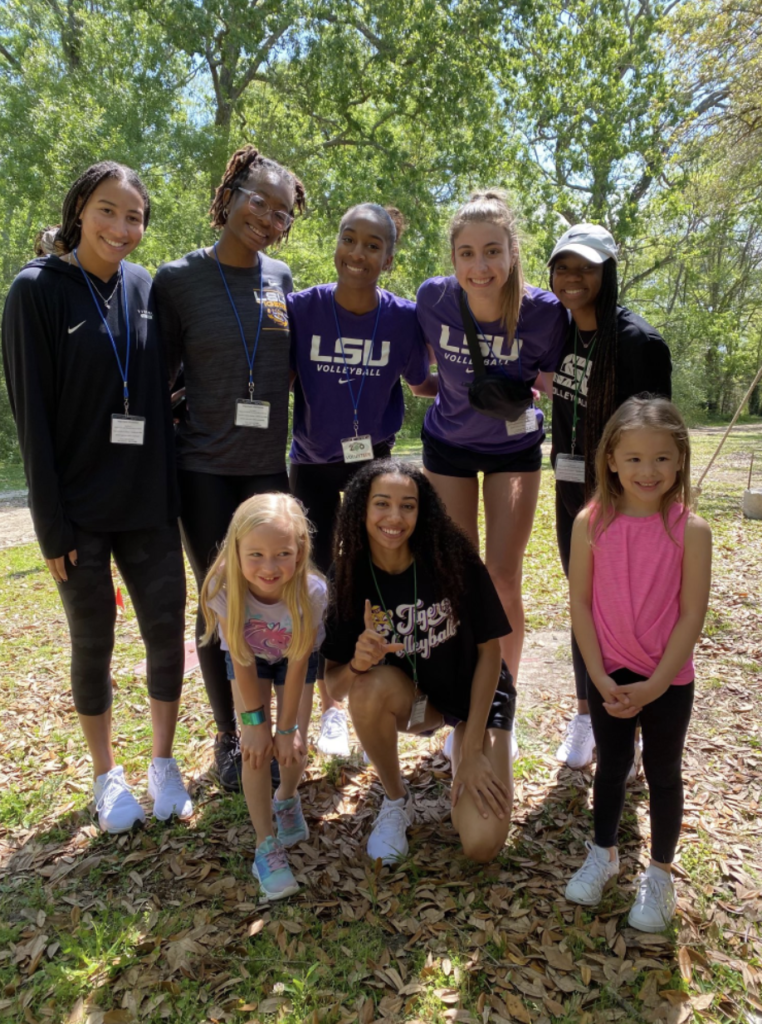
{"left": 102, "top": 1012, "right": 133, "bottom": 1024}
{"left": 501, "top": 993, "right": 532, "bottom": 1024}
{"left": 677, "top": 947, "right": 692, "bottom": 983}
{"left": 660, "top": 989, "right": 691, "bottom": 1006}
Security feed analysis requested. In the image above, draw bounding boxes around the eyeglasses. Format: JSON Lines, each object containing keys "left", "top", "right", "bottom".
{"left": 234, "top": 188, "right": 294, "bottom": 232}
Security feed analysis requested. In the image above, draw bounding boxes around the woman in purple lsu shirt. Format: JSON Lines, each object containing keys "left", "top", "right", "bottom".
{"left": 288, "top": 203, "right": 434, "bottom": 755}
{"left": 416, "top": 191, "right": 567, "bottom": 695}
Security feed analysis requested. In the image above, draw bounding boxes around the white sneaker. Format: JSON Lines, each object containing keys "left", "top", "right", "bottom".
{"left": 94, "top": 766, "right": 146, "bottom": 834}
{"left": 367, "top": 790, "right": 414, "bottom": 866}
{"left": 627, "top": 731, "right": 643, "bottom": 783}
{"left": 565, "top": 841, "right": 619, "bottom": 906}
{"left": 627, "top": 866, "right": 676, "bottom": 932}
{"left": 555, "top": 714, "right": 595, "bottom": 768}
{"left": 316, "top": 707, "right": 351, "bottom": 757}
{"left": 148, "top": 758, "right": 193, "bottom": 821}
{"left": 442, "top": 730, "right": 454, "bottom": 761}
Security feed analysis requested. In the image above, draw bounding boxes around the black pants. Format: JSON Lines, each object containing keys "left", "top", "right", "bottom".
{"left": 555, "top": 487, "right": 590, "bottom": 701}
{"left": 178, "top": 468, "right": 289, "bottom": 733}
{"left": 57, "top": 522, "right": 186, "bottom": 716}
{"left": 588, "top": 668, "right": 694, "bottom": 863}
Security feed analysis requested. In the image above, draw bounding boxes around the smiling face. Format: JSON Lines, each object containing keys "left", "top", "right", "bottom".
{"left": 451, "top": 221, "right": 514, "bottom": 318}
{"left": 238, "top": 519, "right": 301, "bottom": 604}
{"left": 222, "top": 170, "right": 294, "bottom": 257}
{"left": 365, "top": 473, "right": 419, "bottom": 558}
{"left": 607, "top": 428, "right": 682, "bottom": 514}
{"left": 551, "top": 252, "right": 604, "bottom": 320}
{"left": 334, "top": 211, "right": 394, "bottom": 292}
{"left": 75, "top": 176, "right": 146, "bottom": 278}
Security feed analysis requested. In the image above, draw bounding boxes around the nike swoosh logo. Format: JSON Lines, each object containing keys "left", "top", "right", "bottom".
{"left": 68, "top": 321, "right": 86, "bottom": 334}
{"left": 338, "top": 378, "right": 351, "bottom": 384}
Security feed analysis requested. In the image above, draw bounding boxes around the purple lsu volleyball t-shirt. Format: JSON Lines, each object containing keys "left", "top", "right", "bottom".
{"left": 416, "top": 277, "right": 568, "bottom": 454}
{"left": 288, "top": 284, "right": 429, "bottom": 464}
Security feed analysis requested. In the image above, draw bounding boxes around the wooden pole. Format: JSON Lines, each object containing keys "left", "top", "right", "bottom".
{"left": 696, "top": 362, "right": 762, "bottom": 491}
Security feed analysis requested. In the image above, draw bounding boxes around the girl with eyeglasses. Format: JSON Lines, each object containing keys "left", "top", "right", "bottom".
{"left": 153, "top": 145, "right": 306, "bottom": 792}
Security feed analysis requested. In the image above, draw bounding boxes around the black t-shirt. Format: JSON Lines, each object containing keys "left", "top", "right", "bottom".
{"left": 2, "top": 256, "right": 179, "bottom": 558}
{"left": 551, "top": 306, "right": 672, "bottom": 516}
{"left": 321, "top": 554, "right": 510, "bottom": 721}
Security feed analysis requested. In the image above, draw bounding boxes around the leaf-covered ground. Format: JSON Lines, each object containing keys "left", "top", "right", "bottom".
{"left": 1, "top": 428, "right": 761, "bottom": 1024}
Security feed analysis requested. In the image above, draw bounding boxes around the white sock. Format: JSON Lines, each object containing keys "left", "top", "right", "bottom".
{"left": 646, "top": 863, "right": 671, "bottom": 881}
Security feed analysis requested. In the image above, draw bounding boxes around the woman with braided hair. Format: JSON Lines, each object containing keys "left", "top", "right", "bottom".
{"left": 322, "top": 461, "right": 516, "bottom": 865}
{"left": 548, "top": 224, "right": 672, "bottom": 769}
{"left": 153, "top": 145, "right": 306, "bottom": 790}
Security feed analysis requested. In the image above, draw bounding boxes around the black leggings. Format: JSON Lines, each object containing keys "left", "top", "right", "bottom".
{"left": 588, "top": 668, "right": 694, "bottom": 863}
{"left": 57, "top": 522, "right": 186, "bottom": 716}
{"left": 289, "top": 445, "right": 391, "bottom": 574}
{"left": 178, "top": 468, "right": 289, "bottom": 733}
{"left": 555, "top": 487, "right": 589, "bottom": 701}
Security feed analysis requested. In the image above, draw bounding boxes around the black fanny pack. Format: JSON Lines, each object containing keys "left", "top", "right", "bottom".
{"left": 460, "top": 289, "right": 533, "bottom": 422}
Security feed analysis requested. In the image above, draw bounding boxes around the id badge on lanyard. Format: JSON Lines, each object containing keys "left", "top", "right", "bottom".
{"left": 341, "top": 434, "right": 373, "bottom": 463}
{"left": 555, "top": 453, "right": 586, "bottom": 483}
{"left": 214, "top": 243, "right": 269, "bottom": 430}
{"left": 235, "top": 399, "right": 271, "bottom": 429}
{"left": 111, "top": 413, "right": 146, "bottom": 445}
{"left": 333, "top": 289, "right": 382, "bottom": 464}
{"left": 72, "top": 251, "right": 142, "bottom": 445}
{"left": 506, "top": 407, "right": 539, "bottom": 437}
{"left": 407, "top": 687, "right": 428, "bottom": 729}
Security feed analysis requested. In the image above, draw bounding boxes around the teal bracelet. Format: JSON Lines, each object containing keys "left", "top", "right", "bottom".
{"left": 276, "top": 723, "right": 299, "bottom": 736}
{"left": 241, "top": 706, "right": 266, "bottom": 726}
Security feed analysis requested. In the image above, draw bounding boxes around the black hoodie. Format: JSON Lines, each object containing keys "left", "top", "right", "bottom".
{"left": 2, "top": 255, "right": 179, "bottom": 558}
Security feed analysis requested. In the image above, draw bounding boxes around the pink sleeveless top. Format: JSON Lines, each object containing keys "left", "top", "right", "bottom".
{"left": 591, "top": 503, "right": 693, "bottom": 685}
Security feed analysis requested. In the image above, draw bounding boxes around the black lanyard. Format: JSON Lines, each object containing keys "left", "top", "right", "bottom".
{"left": 368, "top": 555, "right": 418, "bottom": 684}
{"left": 570, "top": 326, "right": 597, "bottom": 455}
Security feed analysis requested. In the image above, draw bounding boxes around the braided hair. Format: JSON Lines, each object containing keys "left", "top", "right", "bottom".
{"left": 582, "top": 259, "right": 619, "bottom": 498}
{"left": 331, "top": 460, "right": 477, "bottom": 622}
{"left": 38, "top": 162, "right": 151, "bottom": 257}
{"left": 209, "top": 145, "right": 306, "bottom": 240}
{"left": 338, "top": 204, "right": 407, "bottom": 255}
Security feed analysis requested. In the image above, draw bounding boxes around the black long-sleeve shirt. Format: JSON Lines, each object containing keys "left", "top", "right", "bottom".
{"left": 2, "top": 255, "right": 178, "bottom": 558}
{"left": 551, "top": 305, "right": 672, "bottom": 517}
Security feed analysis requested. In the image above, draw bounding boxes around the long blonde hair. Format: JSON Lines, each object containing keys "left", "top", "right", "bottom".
{"left": 200, "top": 493, "right": 321, "bottom": 665}
{"left": 449, "top": 189, "right": 527, "bottom": 339}
{"left": 590, "top": 396, "right": 692, "bottom": 540}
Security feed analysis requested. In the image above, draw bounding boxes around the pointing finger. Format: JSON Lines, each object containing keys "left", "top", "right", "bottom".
{"left": 364, "top": 599, "right": 374, "bottom": 631}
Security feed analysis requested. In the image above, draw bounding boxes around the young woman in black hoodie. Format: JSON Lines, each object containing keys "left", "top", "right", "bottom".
{"left": 2, "top": 162, "right": 191, "bottom": 833}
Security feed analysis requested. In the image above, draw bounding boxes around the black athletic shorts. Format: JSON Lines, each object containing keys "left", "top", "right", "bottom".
{"left": 421, "top": 426, "right": 543, "bottom": 478}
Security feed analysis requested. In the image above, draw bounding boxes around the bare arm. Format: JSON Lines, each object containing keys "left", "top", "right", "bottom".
{"left": 409, "top": 346, "right": 439, "bottom": 397}
{"left": 533, "top": 371, "right": 555, "bottom": 398}
{"left": 617, "top": 515, "right": 712, "bottom": 706}
{"left": 569, "top": 510, "right": 633, "bottom": 712}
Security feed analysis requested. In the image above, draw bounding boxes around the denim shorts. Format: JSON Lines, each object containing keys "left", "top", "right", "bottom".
{"left": 225, "top": 649, "right": 319, "bottom": 686}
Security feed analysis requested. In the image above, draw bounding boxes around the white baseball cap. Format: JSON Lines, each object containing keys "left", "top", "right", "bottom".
{"left": 547, "top": 223, "right": 618, "bottom": 265}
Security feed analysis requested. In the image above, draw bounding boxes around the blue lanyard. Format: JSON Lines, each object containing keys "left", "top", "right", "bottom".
{"left": 73, "top": 250, "right": 131, "bottom": 413}
{"left": 463, "top": 295, "right": 525, "bottom": 382}
{"left": 214, "top": 242, "right": 264, "bottom": 398}
{"left": 331, "top": 287, "right": 382, "bottom": 436}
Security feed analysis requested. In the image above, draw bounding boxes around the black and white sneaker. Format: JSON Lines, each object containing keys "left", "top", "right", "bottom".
{"left": 214, "top": 732, "right": 242, "bottom": 792}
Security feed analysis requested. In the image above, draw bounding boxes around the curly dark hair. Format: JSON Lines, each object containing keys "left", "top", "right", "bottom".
{"left": 550, "top": 256, "right": 619, "bottom": 498}
{"left": 209, "top": 144, "right": 306, "bottom": 241}
{"left": 331, "top": 460, "right": 478, "bottom": 621}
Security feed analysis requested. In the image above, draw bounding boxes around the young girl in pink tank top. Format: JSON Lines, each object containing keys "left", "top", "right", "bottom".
{"left": 565, "top": 397, "right": 712, "bottom": 931}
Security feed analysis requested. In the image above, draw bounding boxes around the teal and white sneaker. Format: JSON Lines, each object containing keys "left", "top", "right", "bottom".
{"left": 273, "top": 792, "right": 309, "bottom": 848}
{"left": 252, "top": 836, "right": 300, "bottom": 900}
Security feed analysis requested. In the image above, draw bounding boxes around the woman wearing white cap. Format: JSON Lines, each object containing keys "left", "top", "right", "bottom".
{"left": 547, "top": 224, "right": 672, "bottom": 769}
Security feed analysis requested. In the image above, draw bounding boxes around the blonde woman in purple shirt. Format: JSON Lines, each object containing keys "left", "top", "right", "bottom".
{"left": 288, "top": 203, "right": 433, "bottom": 755}
{"left": 416, "top": 191, "right": 567, "bottom": 697}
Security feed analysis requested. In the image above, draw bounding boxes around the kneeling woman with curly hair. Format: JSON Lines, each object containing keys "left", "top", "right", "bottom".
{"left": 322, "top": 460, "right": 516, "bottom": 865}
